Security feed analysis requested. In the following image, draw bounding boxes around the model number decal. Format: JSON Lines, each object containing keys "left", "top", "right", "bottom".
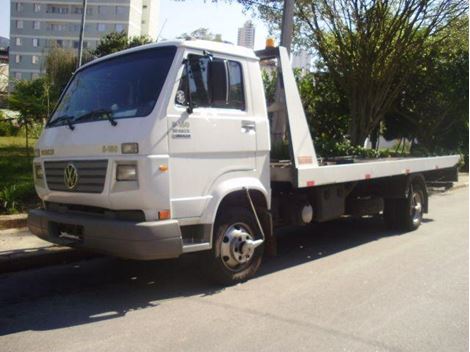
{"left": 102, "top": 145, "right": 118, "bottom": 153}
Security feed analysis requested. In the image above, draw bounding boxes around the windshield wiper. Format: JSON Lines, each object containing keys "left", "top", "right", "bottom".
{"left": 48, "top": 115, "right": 75, "bottom": 130}
{"left": 75, "top": 109, "right": 117, "bottom": 127}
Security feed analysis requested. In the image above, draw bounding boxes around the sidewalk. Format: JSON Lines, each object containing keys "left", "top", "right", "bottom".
{"left": 0, "top": 227, "right": 94, "bottom": 274}
{"left": 0, "top": 173, "right": 467, "bottom": 274}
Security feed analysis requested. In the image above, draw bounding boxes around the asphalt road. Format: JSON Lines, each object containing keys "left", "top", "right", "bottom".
{"left": 0, "top": 187, "right": 468, "bottom": 352}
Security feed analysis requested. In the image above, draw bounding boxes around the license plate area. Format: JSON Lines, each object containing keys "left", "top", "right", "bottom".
{"left": 50, "top": 222, "right": 84, "bottom": 244}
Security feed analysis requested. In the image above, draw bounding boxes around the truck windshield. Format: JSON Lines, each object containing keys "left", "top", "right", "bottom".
{"left": 47, "top": 46, "right": 177, "bottom": 128}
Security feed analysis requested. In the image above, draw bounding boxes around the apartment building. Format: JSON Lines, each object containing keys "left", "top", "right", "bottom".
{"left": 291, "top": 50, "right": 312, "bottom": 74}
{"left": 9, "top": 0, "right": 159, "bottom": 88}
{"left": 237, "top": 20, "right": 255, "bottom": 49}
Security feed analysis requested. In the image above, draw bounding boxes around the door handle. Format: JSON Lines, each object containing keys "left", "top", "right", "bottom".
{"left": 241, "top": 120, "right": 256, "bottom": 133}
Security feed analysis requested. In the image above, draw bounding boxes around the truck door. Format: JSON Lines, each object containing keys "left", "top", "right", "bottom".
{"left": 167, "top": 52, "right": 257, "bottom": 219}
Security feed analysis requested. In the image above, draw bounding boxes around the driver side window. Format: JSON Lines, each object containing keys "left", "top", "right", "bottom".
{"left": 175, "top": 54, "right": 245, "bottom": 110}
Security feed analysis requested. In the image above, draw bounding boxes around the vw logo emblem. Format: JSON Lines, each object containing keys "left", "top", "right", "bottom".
{"left": 64, "top": 163, "right": 79, "bottom": 190}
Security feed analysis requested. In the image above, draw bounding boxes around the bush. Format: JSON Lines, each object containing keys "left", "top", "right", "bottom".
{"left": 0, "top": 120, "right": 19, "bottom": 136}
{"left": 0, "top": 183, "right": 37, "bottom": 214}
{"left": 0, "top": 136, "right": 40, "bottom": 214}
{"left": 315, "top": 138, "right": 397, "bottom": 159}
{"left": 456, "top": 152, "right": 469, "bottom": 172}
{"left": 15, "top": 122, "right": 44, "bottom": 139}
{"left": 0, "top": 185, "right": 20, "bottom": 213}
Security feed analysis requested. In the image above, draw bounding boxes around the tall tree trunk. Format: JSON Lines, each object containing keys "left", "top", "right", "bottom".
{"left": 348, "top": 114, "right": 369, "bottom": 146}
{"left": 370, "top": 127, "right": 379, "bottom": 150}
{"left": 395, "top": 138, "right": 402, "bottom": 153}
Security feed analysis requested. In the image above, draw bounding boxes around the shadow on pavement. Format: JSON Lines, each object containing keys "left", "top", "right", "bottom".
{"left": 0, "top": 215, "right": 425, "bottom": 336}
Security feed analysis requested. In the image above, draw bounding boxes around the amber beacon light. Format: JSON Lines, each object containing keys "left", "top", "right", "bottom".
{"left": 265, "top": 38, "right": 275, "bottom": 48}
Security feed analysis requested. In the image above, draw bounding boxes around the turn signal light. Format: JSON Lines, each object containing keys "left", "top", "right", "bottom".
{"left": 158, "top": 210, "right": 171, "bottom": 220}
{"left": 34, "top": 163, "right": 44, "bottom": 179}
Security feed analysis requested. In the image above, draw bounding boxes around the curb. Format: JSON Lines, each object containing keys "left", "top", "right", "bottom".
{"left": 428, "top": 183, "right": 468, "bottom": 195}
{"left": 452, "top": 183, "right": 469, "bottom": 191}
{"left": 0, "top": 246, "right": 96, "bottom": 275}
{"left": 0, "top": 214, "right": 27, "bottom": 230}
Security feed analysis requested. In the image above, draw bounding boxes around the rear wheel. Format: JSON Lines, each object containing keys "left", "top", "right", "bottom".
{"left": 385, "top": 183, "right": 424, "bottom": 232}
{"left": 206, "top": 207, "right": 264, "bottom": 285}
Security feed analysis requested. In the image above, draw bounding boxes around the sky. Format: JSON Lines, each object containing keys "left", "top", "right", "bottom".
{"left": 0, "top": 0, "right": 270, "bottom": 50}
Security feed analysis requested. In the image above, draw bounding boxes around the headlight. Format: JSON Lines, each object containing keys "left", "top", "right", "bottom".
{"left": 116, "top": 164, "right": 137, "bottom": 181}
{"left": 121, "top": 143, "right": 139, "bottom": 154}
{"left": 34, "top": 163, "right": 44, "bottom": 179}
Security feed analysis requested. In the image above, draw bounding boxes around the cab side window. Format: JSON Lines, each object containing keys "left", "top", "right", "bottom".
{"left": 227, "top": 61, "right": 244, "bottom": 110}
{"left": 176, "top": 54, "right": 245, "bottom": 110}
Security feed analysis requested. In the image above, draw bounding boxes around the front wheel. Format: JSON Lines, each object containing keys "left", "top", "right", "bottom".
{"left": 205, "top": 207, "right": 264, "bottom": 285}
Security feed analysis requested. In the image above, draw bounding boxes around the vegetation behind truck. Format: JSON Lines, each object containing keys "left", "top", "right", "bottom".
{"left": 28, "top": 40, "right": 459, "bottom": 285}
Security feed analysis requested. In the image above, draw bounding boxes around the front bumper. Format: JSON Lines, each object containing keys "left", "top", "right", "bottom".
{"left": 28, "top": 209, "right": 183, "bottom": 260}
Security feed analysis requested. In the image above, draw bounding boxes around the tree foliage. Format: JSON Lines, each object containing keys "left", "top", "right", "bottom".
{"left": 263, "top": 68, "right": 349, "bottom": 156}
{"left": 91, "top": 31, "right": 152, "bottom": 58}
{"left": 7, "top": 78, "right": 50, "bottom": 153}
{"left": 44, "top": 46, "right": 78, "bottom": 104}
{"left": 177, "top": 28, "right": 223, "bottom": 41}
{"left": 384, "top": 16, "right": 469, "bottom": 154}
{"left": 240, "top": 0, "right": 468, "bottom": 146}
{"left": 8, "top": 79, "right": 49, "bottom": 123}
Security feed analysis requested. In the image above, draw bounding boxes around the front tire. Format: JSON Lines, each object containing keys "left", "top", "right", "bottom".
{"left": 206, "top": 207, "right": 264, "bottom": 285}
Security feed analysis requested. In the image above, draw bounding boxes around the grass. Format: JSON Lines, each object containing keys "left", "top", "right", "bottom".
{"left": 0, "top": 136, "right": 39, "bottom": 214}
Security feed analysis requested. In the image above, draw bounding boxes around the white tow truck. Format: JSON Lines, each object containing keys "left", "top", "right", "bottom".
{"left": 28, "top": 40, "right": 459, "bottom": 284}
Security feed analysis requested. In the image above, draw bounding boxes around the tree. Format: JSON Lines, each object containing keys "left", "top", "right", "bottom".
{"left": 128, "top": 35, "right": 153, "bottom": 48}
{"left": 177, "top": 28, "right": 223, "bottom": 41}
{"left": 298, "top": 70, "right": 349, "bottom": 149}
{"left": 384, "top": 16, "right": 469, "bottom": 154}
{"left": 239, "top": 0, "right": 467, "bottom": 145}
{"left": 91, "top": 31, "right": 152, "bottom": 58}
{"left": 44, "top": 46, "right": 77, "bottom": 107}
{"left": 8, "top": 78, "right": 50, "bottom": 155}
{"left": 263, "top": 66, "right": 349, "bottom": 157}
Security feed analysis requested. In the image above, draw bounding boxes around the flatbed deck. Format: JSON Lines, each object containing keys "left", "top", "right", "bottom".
{"left": 271, "top": 155, "right": 460, "bottom": 187}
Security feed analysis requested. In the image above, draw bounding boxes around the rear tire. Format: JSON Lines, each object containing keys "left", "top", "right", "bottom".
{"left": 385, "top": 183, "right": 424, "bottom": 232}
{"left": 205, "top": 206, "right": 264, "bottom": 286}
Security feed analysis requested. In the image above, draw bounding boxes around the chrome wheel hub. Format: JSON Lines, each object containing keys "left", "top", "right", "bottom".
{"left": 220, "top": 223, "right": 263, "bottom": 270}
{"left": 410, "top": 191, "right": 423, "bottom": 226}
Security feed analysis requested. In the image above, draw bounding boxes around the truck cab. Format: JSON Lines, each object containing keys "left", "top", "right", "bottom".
{"left": 29, "top": 40, "right": 271, "bottom": 273}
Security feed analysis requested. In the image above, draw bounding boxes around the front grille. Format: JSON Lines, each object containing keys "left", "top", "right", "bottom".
{"left": 44, "top": 160, "right": 108, "bottom": 193}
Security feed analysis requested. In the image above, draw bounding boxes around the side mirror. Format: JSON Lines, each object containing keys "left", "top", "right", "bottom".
{"left": 182, "top": 58, "right": 194, "bottom": 114}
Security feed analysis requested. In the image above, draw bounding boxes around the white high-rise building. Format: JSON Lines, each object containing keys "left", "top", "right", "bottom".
{"left": 9, "top": 0, "right": 159, "bottom": 89}
{"left": 237, "top": 20, "right": 255, "bottom": 49}
{"left": 291, "top": 50, "right": 312, "bottom": 73}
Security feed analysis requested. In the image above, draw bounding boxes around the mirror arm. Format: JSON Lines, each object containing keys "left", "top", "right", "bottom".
{"left": 203, "top": 50, "right": 213, "bottom": 62}
{"left": 183, "top": 58, "right": 194, "bottom": 114}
